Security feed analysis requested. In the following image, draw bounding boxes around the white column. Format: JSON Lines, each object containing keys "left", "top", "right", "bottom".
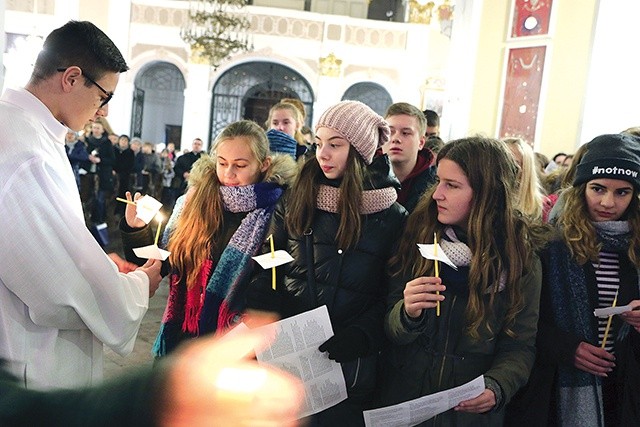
{"left": 181, "top": 63, "right": 212, "bottom": 150}
{"left": 440, "top": 0, "right": 484, "bottom": 141}
{"left": 0, "top": 0, "right": 5, "bottom": 94}
{"left": 104, "top": 0, "right": 133, "bottom": 135}
{"left": 579, "top": 0, "right": 640, "bottom": 143}
{"left": 109, "top": 79, "right": 134, "bottom": 136}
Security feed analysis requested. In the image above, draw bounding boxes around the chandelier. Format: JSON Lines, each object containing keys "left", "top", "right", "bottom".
{"left": 180, "top": 0, "right": 252, "bottom": 69}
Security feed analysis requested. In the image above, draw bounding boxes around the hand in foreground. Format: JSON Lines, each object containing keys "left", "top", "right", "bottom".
{"left": 621, "top": 300, "right": 640, "bottom": 332}
{"left": 574, "top": 341, "right": 615, "bottom": 376}
{"left": 159, "top": 319, "right": 304, "bottom": 427}
{"left": 403, "top": 276, "right": 445, "bottom": 318}
{"left": 454, "top": 389, "right": 496, "bottom": 413}
{"left": 124, "top": 191, "right": 147, "bottom": 229}
{"left": 108, "top": 253, "right": 138, "bottom": 273}
{"left": 137, "top": 258, "right": 162, "bottom": 297}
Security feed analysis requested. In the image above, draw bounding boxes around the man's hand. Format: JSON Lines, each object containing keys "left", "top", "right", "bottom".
{"left": 137, "top": 259, "right": 162, "bottom": 297}
{"left": 108, "top": 253, "right": 138, "bottom": 273}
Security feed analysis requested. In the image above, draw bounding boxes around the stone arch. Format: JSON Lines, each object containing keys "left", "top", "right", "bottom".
{"left": 342, "top": 82, "right": 393, "bottom": 116}
{"left": 131, "top": 61, "right": 186, "bottom": 149}
{"left": 210, "top": 61, "right": 314, "bottom": 141}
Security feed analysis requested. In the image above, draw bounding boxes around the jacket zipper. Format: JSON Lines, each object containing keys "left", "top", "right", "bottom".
{"left": 433, "top": 294, "right": 457, "bottom": 425}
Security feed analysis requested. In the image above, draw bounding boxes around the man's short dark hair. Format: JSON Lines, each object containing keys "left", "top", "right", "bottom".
{"left": 32, "top": 20, "right": 128, "bottom": 82}
{"left": 423, "top": 109, "right": 440, "bottom": 127}
{"left": 424, "top": 135, "right": 445, "bottom": 154}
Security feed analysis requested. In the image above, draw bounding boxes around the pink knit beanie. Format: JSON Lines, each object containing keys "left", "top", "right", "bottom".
{"left": 315, "top": 101, "right": 390, "bottom": 164}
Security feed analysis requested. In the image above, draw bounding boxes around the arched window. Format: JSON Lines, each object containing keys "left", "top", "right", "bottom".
{"left": 342, "top": 82, "right": 392, "bottom": 116}
{"left": 210, "top": 62, "right": 314, "bottom": 141}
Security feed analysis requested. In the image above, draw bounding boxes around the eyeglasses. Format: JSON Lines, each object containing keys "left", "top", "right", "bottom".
{"left": 57, "top": 67, "right": 113, "bottom": 108}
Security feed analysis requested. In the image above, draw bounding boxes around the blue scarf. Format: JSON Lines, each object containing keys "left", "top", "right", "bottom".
{"left": 152, "top": 182, "right": 283, "bottom": 356}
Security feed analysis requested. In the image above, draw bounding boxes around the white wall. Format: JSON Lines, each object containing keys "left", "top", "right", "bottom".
{"left": 0, "top": 0, "right": 5, "bottom": 93}
{"left": 579, "top": 0, "right": 640, "bottom": 144}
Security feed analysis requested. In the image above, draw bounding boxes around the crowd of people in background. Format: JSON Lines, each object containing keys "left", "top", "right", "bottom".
{"left": 63, "top": 117, "right": 206, "bottom": 236}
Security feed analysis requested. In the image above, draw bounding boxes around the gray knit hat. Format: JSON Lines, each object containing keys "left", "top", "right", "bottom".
{"left": 315, "top": 100, "right": 390, "bottom": 164}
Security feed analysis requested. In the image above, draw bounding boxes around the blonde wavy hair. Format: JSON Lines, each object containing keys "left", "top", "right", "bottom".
{"left": 503, "top": 137, "right": 546, "bottom": 219}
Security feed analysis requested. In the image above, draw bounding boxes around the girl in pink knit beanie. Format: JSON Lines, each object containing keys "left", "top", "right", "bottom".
{"left": 246, "top": 100, "right": 407, "bottom": 425}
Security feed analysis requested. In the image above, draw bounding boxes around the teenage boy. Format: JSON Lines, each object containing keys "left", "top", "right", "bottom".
{"left": 382, "top": 102, "right": 437, "bottom": 213}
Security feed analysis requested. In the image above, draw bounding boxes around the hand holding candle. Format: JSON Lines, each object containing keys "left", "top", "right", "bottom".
{"left": 117, "top": 192, "right": 146, "bottom": 228}
{"left": 117, "top": 193, "right": 163, "bottom": 225}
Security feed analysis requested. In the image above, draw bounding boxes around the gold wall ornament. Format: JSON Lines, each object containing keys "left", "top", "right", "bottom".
{"left": 408, "top": 0, "right": 455, "bottom": 32}
{"left": 319, "top": 53, "right": 342, "bottom": 77}
{"left": 181, "top": 0, "right": 252, "bottom": 69}
{"left": 409, "top": 0, "right": 435, "bottom": 25}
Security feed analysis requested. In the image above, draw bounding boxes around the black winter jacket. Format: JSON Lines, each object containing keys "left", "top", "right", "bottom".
{"left": 247, "top": 156, "right": 407, "bottom": 353}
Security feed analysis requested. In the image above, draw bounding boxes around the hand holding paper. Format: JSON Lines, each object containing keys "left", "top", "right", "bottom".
{"left": 620, "top": 300, "right": 640, "bottom": 332}
{"left": 594, "top": 304, "right": 632, "bottom": 318}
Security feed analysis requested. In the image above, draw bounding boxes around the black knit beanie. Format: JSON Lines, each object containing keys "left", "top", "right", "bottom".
{"left": 573, "top": 133, "right": 640, "bottom": 190}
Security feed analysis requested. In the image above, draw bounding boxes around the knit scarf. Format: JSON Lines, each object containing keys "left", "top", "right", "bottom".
{"left": 438, "top": 226, "right": 506, "bottom": 293}
{"left": 316, "top": 184, "right": 397, "bottom": 214}
{"left": 152, "top": 182, "right": 283, "bottom": 357}
{"left": 548, "top": 221, "right": 633, "bottom": 426}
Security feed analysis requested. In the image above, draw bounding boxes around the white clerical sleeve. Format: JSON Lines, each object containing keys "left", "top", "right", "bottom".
{"left": 0, "top": 156, "right": 149, "bottom": 356}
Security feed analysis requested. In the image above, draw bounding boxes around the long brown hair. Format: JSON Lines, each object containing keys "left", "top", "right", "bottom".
{"left": 390, "top": 136, "right": 546, "bottom": 338}
{"left": 287, "top": 146, "right": 365, "bottom": 249}
{"left": 167, "top": 120, "right": 271, "bottom": 288}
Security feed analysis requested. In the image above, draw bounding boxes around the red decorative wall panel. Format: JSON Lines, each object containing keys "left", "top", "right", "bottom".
{"left": 499, "top": 46, "right": 547, "bottom": 144}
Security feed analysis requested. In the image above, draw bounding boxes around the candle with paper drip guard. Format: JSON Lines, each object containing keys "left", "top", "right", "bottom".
{"left": 252, "top": 236, "right": 294, "bottom": 289}
{"left": 416, "top": 236, "right": 458, "bottom": 318}
{"left": 132, "top": 213, "right": 171, "bottom": 261}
